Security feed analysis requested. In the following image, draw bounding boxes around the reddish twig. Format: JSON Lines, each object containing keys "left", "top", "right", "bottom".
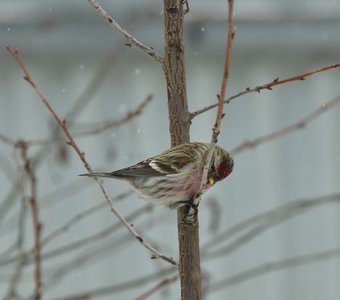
{"left": 6, "top": 45, "right": 177, "bottom": 267}
{"left": 213, "top": 0, "right": 234, "bottom": 139}
{"left": 18, "top": 142, "right": 41, "bottom": 300}
{"left": 5, "top": 46, "right": 88, "bottom": 167}
{"left": 193, "top": 0, "right": 234, "bottom": 211}
{"left": 190, "top": 62, "right": 340, "bottom": 119}
{"left": 88, "top": 0, "right": 163, "bottom": 64}
{"left": 231, "top": 94, "right": 340, "bottom": 156}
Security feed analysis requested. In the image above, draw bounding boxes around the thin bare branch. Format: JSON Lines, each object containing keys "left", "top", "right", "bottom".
{"left": 210, "top": 246, "right": 340, "bottom": 292}
{"left": 19, "top": 142, "right": 41, "bottom": 300}
{"left": 135, "top": 275, "right": 178, "bottom": 300}
{"left": 6, "top": 45, "right": 177, "bottom": 267}
{"left": 231, "top": 94, "right": 340, "bottom": 155}
{"left": 23, "top": 94, "right": 153, "bottom": 146}
{"left": 192, "top": 0, "right": 235, "bottom": 213}
{"left": 45, "top": 235, "right": 144, "bottom": 290}
{"left": 206, "top": 198, "right": 222, "bottom": 233}
{"left": 191, "top": 62, "right": 340, "bottom": 119}
{"left": 214, "top": 0, "right": 234, "bottom": 138}
{"left": 3, "top": 197, "right": 26, "bottom": 300}
{"left": 43, "top": 209, "right": 171, "bottom": 291}
{"left": 49, "top": 268, "right": 175, "bottom": 300}
{"left": 65, "top": 46, "right": 124, "bottom": 122}
{"left": 41, "top": 191, "right": 133, "bottom": 247}
{"left": 0, "top": 151, "right": 16, "bottom": 182}
{"left": 40, "top": 179, "right": 93, "bottom": 209}
{"left": 88, "top": 0, "right": 163, "bottom": 65}
{"left": 75, "top": 94, "right": 153, "bottom": 136}
{"left": 0, "top": 132, "right": 16, "bottom": 146}
{"left": 0, "top": 204, "right": 151, "bottom": 270}
{"left": 202, "top": 194, "right": 340, "bottom": 259}
{"left": 6, "top": 46, "right": 88, "bottom": 166}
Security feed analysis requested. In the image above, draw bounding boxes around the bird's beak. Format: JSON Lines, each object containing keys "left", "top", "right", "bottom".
{"left": 209, "top": 176, "right": 215, "bottom": 186}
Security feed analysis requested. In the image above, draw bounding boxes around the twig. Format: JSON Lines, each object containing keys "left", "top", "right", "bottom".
{"left": 44, "top": 208, "right": 171, "bottom": 291}
{"left": 6, "top": 45, "right": 177, "bottom": 267}
{"left": 206, "top": 198, "right": 222, "bottom": 233}
{"left": 190, "top": 62, "right": 340, "bottom": 119}
{"left": 41, "top": 205, "right": 152, "bottom": 263}
{"left": 183, "top": 0, "right": 190, "bottom": 14}
{"left": 3, "top": 196, "right": 26, "bottom": 300}
{"left": 231, "top": 94, "right": 340, "bottom": 155}
{"left": 0, "top": 180, "right": 25, "bottom": 233}
{"left": 18, "top": 142, "right": 41, "bottom": 300}
{"left": 49, "top": 268, "right": 175, "bottom": 300}
{"left": 41, "top": 191, "right": 133, "bottom": 247}
{"left": 135, "top": 275, "right": 178, "bottom": 300}
{"left": 210, "top": 246, "right": 340, "bottom": 292}
{"left": 0, "top": 133, "right": 16, "bottom": 146}
{"left": 65, "top": 46, "right": 124, "bottom": 122}
{"left": 6, "top": 46, "right": 88, "bottom": 166}
{"left": 46, "top": 235, "right": 137, "bottom": 289}
{"left": 201, "top": 193, "right": 340, "bottom": 258}
{"left": 192, "top": 0, "right": 234, "bottom": 212}
{"left": 0, "top": 204, "right": 151, "bottom": 269}
{"left": 75, "top": 94, "right": 153, "bottom": 136}
{"left": 0, "top": 151, "right": 16, "bottom": 182}
{"left": 214, "top": 0, "right": 234, "bottom": 138}
{"left": 21, "top": 94, "right": 153, "bottom": 146}
{"left": 88, "top": 0, "right": 163, "bottom": 65}
{"left": 40, "top": 179, "right": 93, "bottom": 209}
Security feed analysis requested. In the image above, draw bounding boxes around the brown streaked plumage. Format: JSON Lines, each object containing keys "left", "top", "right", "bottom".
{"left": 80, "top": 142, "right": 233, "bottom": 208}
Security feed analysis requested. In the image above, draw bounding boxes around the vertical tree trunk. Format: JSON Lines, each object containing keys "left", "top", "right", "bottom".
{"left": 163, "top": 1, "right": 201, "bottom": 299}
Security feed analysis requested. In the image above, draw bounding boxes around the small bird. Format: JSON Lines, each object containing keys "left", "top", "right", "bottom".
{"left": 80, "top": 142, "right": 233, "bottom": 208}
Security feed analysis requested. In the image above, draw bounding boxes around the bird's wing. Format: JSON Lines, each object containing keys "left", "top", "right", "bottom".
{"left": 113, "top": 145, "right": 198, "bottom": 177}
{"left": 152, "top": 142, "right": 207, "bottom": 172}
{"left": 112, "top": 142, "right": 207, "bottom": 178}
{"left": 111, "top": 158, "right": 171, "bottom": 177}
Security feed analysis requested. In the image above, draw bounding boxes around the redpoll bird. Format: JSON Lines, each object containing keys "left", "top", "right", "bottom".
{"left": 81, "top": 142, "right": 233, "bottom": 208}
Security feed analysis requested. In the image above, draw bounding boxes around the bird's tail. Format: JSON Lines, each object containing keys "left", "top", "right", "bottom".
{"left": 79, "top": 172, "right": 115, "bottom": 178}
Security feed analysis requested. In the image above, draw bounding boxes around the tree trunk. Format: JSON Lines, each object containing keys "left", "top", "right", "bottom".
{"left": 163, "top": 1, "right": 201, "bottom": 299}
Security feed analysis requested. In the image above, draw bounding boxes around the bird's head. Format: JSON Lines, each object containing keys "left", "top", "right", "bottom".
{"left": 208, "top": 146, "right": 234, "bottom": 186}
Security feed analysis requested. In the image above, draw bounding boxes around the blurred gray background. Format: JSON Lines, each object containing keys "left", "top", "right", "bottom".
{"left": 0, "top": 0, "right": 340, "bottom": 299}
